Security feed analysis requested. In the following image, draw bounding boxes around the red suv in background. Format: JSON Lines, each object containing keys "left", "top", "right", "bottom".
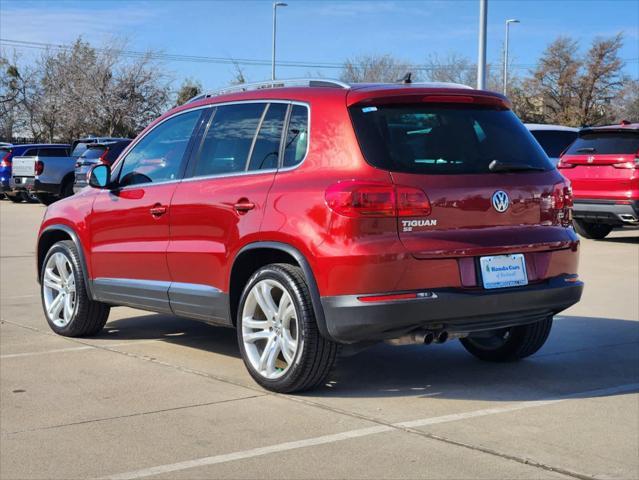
{"left": 36, "top": 79, "right": 583, "bottom": 392}
{"left": 559, "top": 122, "right": 639, "bottom": 239}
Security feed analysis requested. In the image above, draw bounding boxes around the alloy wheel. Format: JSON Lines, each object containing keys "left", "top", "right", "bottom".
{"left": 42, "top": 252, "right": 77, "bottom": 327}
{"left": 241, "top": 279, "right": 300, "bottom": 380}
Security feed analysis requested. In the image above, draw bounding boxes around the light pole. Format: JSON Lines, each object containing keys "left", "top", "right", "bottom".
{"left": 272, "top": 2, "right": 288, "bottom": 81}
{"left": 477, "top": 0, "right": 487, "bottom": 89}
{"left": 503, "top": 18, "right": 520, "bottom": 96}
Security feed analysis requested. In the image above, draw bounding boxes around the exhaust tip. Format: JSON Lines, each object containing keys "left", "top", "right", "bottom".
{"left": 423, "top": 332, "right": 434, "bottom": 345}
{"left": 435, "top": 331, "right": 448, "bottom": 344}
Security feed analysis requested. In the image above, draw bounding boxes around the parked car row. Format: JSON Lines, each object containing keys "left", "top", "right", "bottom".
{"left": 1, "top": 137, "right": 132, "bottom": 205}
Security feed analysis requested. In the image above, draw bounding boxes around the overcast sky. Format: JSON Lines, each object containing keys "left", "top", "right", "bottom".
{"left": 1, "top": 0, "right": 637, "bottom": 91}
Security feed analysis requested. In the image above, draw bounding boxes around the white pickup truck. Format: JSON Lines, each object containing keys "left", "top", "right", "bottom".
{"left": 9, "top": 145, "right": 71, "bottom": 205}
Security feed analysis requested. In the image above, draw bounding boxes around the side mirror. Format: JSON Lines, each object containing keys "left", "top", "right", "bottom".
{"left": 88, "top": 164, "right": 111, "bottom": 189}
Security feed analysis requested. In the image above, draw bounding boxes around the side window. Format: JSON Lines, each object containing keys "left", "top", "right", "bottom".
{"left": 247, "top": 103, "right": 288, "bottom": 171}
{"left": 38, "top": 148, "right": 67, "bottom": 157}
{"left": 282, "top": 105, "right": 309, "bottom": 168}
{"left": 118, "top": 110, "right": 201, "bottom": 187}
{"left": 194, "top": 103, "right": 265, "bottom": 177}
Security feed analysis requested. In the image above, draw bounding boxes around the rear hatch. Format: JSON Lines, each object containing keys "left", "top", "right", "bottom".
{"left": 348, "top": 94, "right": 573, "bottom": 259}
{"left": 558, "top": 128, "right": 639, "bottom": 200}
{"left": 11, "top": 156, "right": 36, "bottom": 178}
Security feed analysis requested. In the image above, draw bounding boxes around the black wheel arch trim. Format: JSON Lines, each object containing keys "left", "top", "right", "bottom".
{"left": 38, "top": 224, "right": 94, "bottom": 298}
{"left": 234, "top": 242, "right": 330, "bottom": 340}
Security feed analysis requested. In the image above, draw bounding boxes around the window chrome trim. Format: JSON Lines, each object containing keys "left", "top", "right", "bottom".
{"left": 111, "top": 99, "right": 310, "bottom": 191}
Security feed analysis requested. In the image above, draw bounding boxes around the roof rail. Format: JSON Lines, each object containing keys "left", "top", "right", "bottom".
{"left": 188, "top": 78, "right": 350, "bottom": 103}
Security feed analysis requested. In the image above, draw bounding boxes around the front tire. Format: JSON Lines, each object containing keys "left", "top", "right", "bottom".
{"left": 573, "top": 219, "right": 613, "bottom": 240}
{"left": 237, "top": 263, "right": 338, "bottom": 393}
{"left": 460, "top": 317, "right": 553, "bottom": 362}
{"left": 41, "top": 240, "right": 110, "bottom": 337}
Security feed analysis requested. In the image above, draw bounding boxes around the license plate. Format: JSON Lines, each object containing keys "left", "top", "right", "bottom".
{"left": 479, "top": 254, "right": 528, "bottom": 289}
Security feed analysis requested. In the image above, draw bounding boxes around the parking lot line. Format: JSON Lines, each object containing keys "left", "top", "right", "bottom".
{"left": 101, "top": 382, "right": 639, "bottom": 480}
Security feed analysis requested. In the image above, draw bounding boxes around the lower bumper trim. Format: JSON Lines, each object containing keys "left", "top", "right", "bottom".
{"left": 321, "top": 275, "right": 583, "bottom": 343}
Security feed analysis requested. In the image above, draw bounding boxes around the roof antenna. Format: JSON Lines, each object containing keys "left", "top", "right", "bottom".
{"left": 399, "top": 72, "right": 412, "bottom": 84}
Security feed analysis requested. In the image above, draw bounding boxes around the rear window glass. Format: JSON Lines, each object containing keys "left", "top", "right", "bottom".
{"left": 38, "top": 147, "right": 69, "bottom": 157}
{"left": 71, "top": 142, "right": 93, "bottom": 157}
{"left": 81, "top": 147, "right": 107, "bottom": 160}
{"left": 565, "top": 132, "right": 639, "bottom": 155}
{"left": 349, "top": 104, "right": 551, "bottom": 174}
{"left": 530, "top": 130, "right": 578, "bottom": 158}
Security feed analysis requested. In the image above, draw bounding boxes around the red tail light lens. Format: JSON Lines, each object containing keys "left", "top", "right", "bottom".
{"left": 34, "top": 160, "right": 44, "bottom": 176}
{"left": 326, "top": 181, "right": 396, "bottom": 217}
{"left": 397, "top": 186, "right": 431, "bottom": 216}
{"left": 325, "top": 181, "right": 431, "bottom": 218}
{"left": 0, "top": 152, "right": 12, "bottom": 168}
{"left": 98, "top": 148, "right": 110, "bottom": 164}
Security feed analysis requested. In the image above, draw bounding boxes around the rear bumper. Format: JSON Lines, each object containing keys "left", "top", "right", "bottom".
{"left": 9, "top": 176, "right": 34, "bottom": 191}
{"left": 321, "top": 275, "right": 583, "bottom": 343}
{"left": 573, "top": 199, "right": 639, "bottom": 225}
{"left": 33, "top": 180, "right": 60, "bottom": 195}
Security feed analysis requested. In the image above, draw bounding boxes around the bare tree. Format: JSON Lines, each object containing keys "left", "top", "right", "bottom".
{"left": 340, "top": 54, "right": 414, "bottom": 83}
{"left": 175, "top": 78, "right": 202, "bottom": 106}
{"left": 230, "top": 60, "right": 246, "bottom": 86}
{"left": 609, "top": 78, "right": 639, "bottom": 122}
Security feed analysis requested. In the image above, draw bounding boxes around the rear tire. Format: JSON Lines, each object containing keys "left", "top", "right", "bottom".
{"left": 41, "top": 240, "right": 110, "bottom": 337}
{"left": 237, "top": 263, "right": 338, "bottom": 393}
{"left": 460, "top": 317, "right": 553, "bottom": 362}
{"left": 6, "top": 194, "right": 23, "bottom": 203}
{"left": 36, "top": 193, "right": 57, "bottom": 206}
{"left": 61, "top": 180, "right": 74, "bottom": 198}
{"left": 573, "top": 220, "right": 613, "bottom": 240}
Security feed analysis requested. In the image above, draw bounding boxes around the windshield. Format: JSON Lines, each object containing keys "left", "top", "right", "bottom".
{"left": 349, "top": 104, "right": 552, "bottom": 174}
{"left": 565, "top": 132, "right": 639, "bottom": 155}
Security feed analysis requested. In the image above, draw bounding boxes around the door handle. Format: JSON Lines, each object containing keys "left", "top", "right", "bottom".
{"left": 150, "top": 204, "right": 167, "bottom": 217}
{"left": 234, "top": 200, "right": 256, "bottom": 214}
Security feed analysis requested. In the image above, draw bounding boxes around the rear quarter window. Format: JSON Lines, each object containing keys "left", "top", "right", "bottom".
{"left": 565, "top": 132, "right": 639, "bottom": 155}
{"left": 349, "top": 104, "right": 551, "bottom": 174}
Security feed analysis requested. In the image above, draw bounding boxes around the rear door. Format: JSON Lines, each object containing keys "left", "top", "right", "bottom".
{"left": 89, "top": 109, "right": 204, "bottom": 311}
{"left": 348, "top": 101, "right": 571, "bottom": 258}
{"left": 559, "top": 130, "right": 639, "bottom": 200}
{"left": 167, "top": 101, "right": 289, "bottom": 322}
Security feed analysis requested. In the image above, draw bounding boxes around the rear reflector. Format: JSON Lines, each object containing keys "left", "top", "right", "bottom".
{"left": 34, "top": 160, "right": 44, "bottom": 176}
{"left": 358, "top": 291, "right": 437, "bottom": 303}
{"left": 325, "top": 181, "right": 431, "bottom": 218}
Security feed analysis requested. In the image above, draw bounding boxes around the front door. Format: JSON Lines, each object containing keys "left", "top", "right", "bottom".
{"left": 167, "top": 102, "right": 289, "bottom": 323}
{"left": 89, "top": 109, "right": 204, "bottom": 312}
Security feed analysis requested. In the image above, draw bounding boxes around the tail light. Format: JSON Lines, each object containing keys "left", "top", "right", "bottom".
{"left": 98, "top": 148, "right": 110, "bottom": 164}
{"left": 557, "top": 158, "right": 575, "bottom": 169}
{"left": 612, "top": 155, "right": 639, "bottom": 169}
{"left": 551, "top": 182, "right": 573, "bottom": 227}
{"left": 0, "top": 151, "right": 12, "bottom": 168}
{"left": 34, "top": 160, "right": 44, "bottom": 176}
{"left": 325, "top": 181, "right": 431, "bottom": 218}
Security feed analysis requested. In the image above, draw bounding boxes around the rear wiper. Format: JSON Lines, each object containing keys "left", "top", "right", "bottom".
{"left": 576, "top": 147, "right": 596, "bottom": 153}
{"left": 488, "top": 160, "right": 546, "bottom": 173}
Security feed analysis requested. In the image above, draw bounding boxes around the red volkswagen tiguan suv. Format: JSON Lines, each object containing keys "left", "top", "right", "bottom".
{"left": 36, "top": 79, "right": 583, "bottom": 392}
{"left": 558, "top": 122, "right": 639, "bottom": 239}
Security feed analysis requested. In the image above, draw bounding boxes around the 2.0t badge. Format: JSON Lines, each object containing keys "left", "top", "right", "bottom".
{"left": 492, "top": 190, "right": 510, "bottom": 213}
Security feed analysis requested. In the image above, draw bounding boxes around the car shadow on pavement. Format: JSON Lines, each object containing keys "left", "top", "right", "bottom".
{"left": 99, "top": 313, "right": 639, "bottom": 401}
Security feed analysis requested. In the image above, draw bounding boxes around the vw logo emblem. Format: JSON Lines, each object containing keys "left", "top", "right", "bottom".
{"left": 492, "top": 191, "right": 510, "bottom": 213}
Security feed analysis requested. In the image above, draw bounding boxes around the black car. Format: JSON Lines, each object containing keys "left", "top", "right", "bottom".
{"left": 73, "top": 140, "right": 132, "bottom": 193}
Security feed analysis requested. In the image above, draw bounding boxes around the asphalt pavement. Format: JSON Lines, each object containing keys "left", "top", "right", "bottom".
{"left": 1, "top": 200, "right": 637, "bottom": 480}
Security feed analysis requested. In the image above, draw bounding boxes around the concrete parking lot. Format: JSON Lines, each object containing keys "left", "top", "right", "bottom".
{"left": 1, "top": 200, "right": 637, "bottom": 480}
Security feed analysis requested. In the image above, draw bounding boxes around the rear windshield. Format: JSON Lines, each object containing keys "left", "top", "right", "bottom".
{"left": 81, "top": 147, "right": 107, "bottom": 160}
{"left": 349, "top": 104, "right": 551, "bottom": 174}
{"left": 565, "top": 132, "right": 639, "bottom": 155}
{"left": 71, "top": 142, "right": 93, "bottom": 157}
{"left": 530, "top": 130, "right": 578, "bottom": 158}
